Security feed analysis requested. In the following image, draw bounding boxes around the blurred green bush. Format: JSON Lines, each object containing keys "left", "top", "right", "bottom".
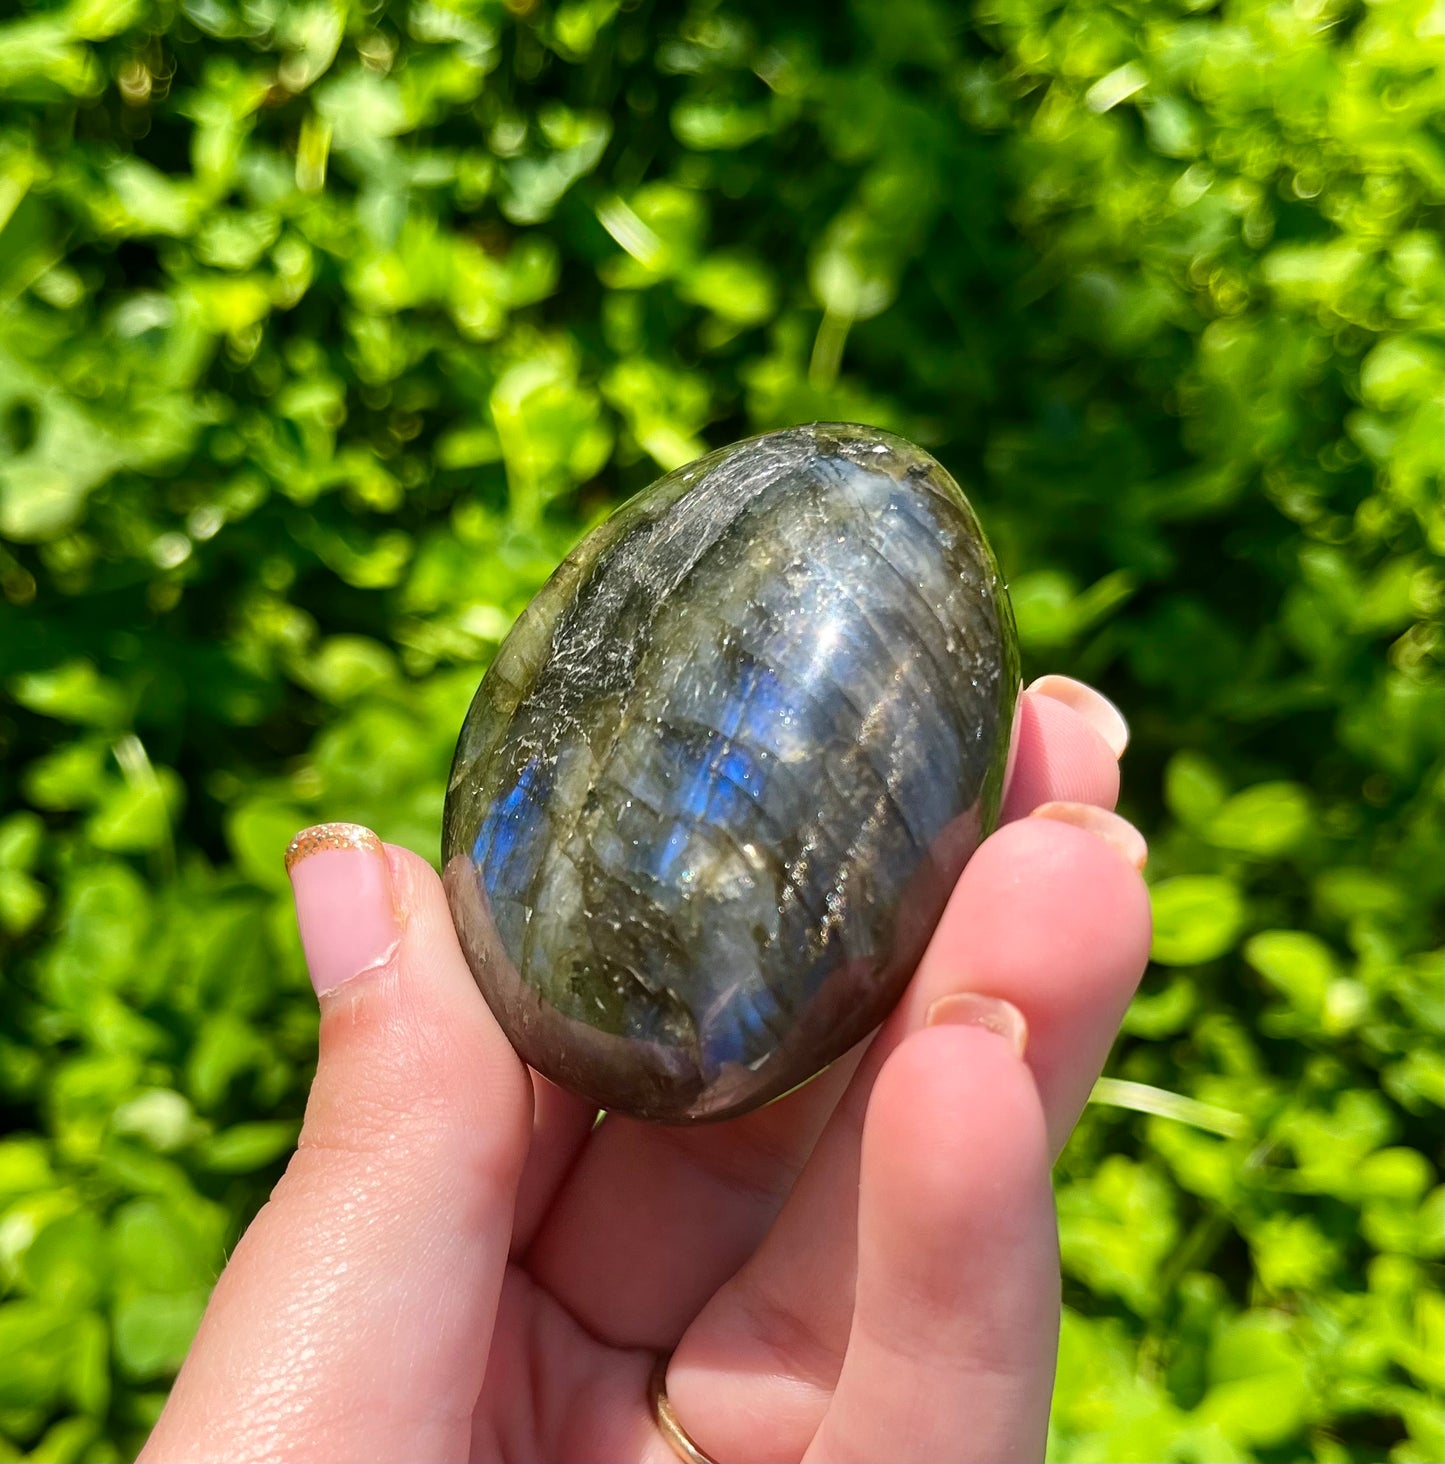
{"left": 0, "top": 0, "right": 1440, "bottom": 1458}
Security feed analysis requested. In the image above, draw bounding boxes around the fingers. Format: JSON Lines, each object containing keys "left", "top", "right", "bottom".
{"left": 520, "top": 679, "right": 1127, "bottom": 1351}
{"left": 1028, "top": 800, "right": 1148, "bottom": 871}
{"left": 804, "top": 1024, "right": 1058, "bottom": 1464}
{"left": 931, "top": 810, "right": 1150, "bottom": 1154}
{"left": 142, "top": 828, "right": 533, "bottom": 1464}
{"left": 1026, "top": 675, "right": 1129, "bottom": 758}
{"left": 1002, "top": 678, "right": 1122, "bottom": 820}
{"left": 667, "top": 809, "right": 1150, "bottom": 1461}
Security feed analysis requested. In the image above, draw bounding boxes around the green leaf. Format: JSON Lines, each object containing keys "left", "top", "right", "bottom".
{"left": 0, "top": 1141, "right": 55, "bottom": 1200}
{"left": 1251, "top": 1213, "right": 1341, "bottom": 1294}
{"left": 41, "top": 864, "right": 151, "bottom": 1002}
{"left": 1205, "top": 782, "right": 1312, "bottom": 858}
{"left": 86, "top": 766, "right": 184, "bottom": 854}
{"left": 0, "top": 1303, "right": 77, "bottom": 1409}
{"left": 112, "top": 1292, "right": 207, "bottom": 1381}
{"left": 25, "top": 1415, "right": 98, "bottom": 1463}
{"left": 15, "top": 1211, "right": 106, "bottom": 1310}
{"left": 0, "top": 870, "right": 45, "bottom": 935}
{"left": 1360, "top": 336, "right": 1443, "bottom": 411}
{"left": 296, "top": 636, "right": 398, "bottom": 704}
{"left": 1244, "top": 930, "right": 1338, "bottom": 1018}
{"left": 19, "top": 741, "right": 110, "bottom": 811}
{"left": 8, "top": 663, "right": 125, "bottom": 727}
{"left": 225, "top": 800, "right": 308, "bottom": 893}
{"left": 1057, "top": 1156, "right": 1180, "bottom": 1315}
{"left": 678, "top": 253, "right": 775, "bottom": 327}
{"left": 0, "top": 812, "right": 43, "bottom": 869}
{"left": 1164, "top": 751, "right": 1229, "bottom": 829}
{"left": 109, "top": 1090, "right": 201, "bottom": 1155}
{"left": 1200, "top": 1312, "right": 1312, "bottom": 1447}
{"left": 1150, "top": 877, "right": 1247, "bottom": 966}
{"left": 1010, "top": 569, "right": 1135, "bottom": 652}
{"left": 109, "top": 1199, "right": 220, "bottom": 1295}
{"left": 671, "top": 98, "right": 771, "bottom": 151}
{"left": 198, "top": 1121, "right": 299, "bottom": 1173}
{"left": 185, "top": 1014, "right": 272, "bottom": 1110}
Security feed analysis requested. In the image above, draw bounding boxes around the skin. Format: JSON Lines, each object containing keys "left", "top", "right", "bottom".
{"left": 141, "top": 678, "right": 1151, "bottom": 1464}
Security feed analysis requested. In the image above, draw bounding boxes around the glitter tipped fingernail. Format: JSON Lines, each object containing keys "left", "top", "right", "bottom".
{"left": 285, "top": 823, "right": 399, "bottom": 997}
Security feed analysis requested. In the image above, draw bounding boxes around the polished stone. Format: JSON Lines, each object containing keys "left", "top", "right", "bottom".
{"left": 442, "top": 423, "right": 1019, "bottom": 1123}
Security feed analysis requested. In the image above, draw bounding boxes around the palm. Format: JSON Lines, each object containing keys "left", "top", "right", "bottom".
{"left": 474, "top": 1079, "right": 851, "bottom": 1462}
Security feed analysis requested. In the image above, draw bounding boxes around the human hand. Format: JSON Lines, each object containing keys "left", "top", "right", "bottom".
{"left": 141, "top": 675, "right": 1149, "bottom": 1464}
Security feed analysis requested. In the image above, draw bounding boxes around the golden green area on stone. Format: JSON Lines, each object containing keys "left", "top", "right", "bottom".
{"left": 443, "top": 424, "right": 1019, "bottom": 1122}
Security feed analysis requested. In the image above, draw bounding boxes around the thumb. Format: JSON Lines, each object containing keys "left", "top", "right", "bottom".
{"left": 142, "top": 825, "right": 532, "bottom": 1464}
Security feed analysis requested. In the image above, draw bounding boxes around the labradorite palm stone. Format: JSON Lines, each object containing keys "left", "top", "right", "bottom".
{"left": 442, "top": 424, "right": 1019, "bottom": 1123}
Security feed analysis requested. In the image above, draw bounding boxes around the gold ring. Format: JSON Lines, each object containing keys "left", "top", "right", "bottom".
{"left": 650, "top": 1353, "right": 718, "bottom": 1464}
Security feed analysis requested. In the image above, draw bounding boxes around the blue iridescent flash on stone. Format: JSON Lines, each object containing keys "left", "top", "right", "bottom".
{"left": 443, "top": 423, "right": 1019, "bottom": 1123}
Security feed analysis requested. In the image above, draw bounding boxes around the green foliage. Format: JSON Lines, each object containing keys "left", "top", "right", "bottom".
{"left": 0, "top": 0, "right": 1440, "bottom": 1458}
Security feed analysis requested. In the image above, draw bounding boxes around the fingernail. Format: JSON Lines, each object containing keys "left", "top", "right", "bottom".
{"left": 926, "top": 993, "right": 1028, "bottom": 1058}
{"left": 285, "top": 823, "right": 400, "bottom": 997}
{"left": 1029, "top": 801, "right": 1148, "bottom": 870}
{"left": 1027, "top": 675, "right": 1130, "bottom": 758}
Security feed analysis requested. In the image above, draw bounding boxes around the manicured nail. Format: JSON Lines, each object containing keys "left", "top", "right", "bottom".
{"left": 1029, "top": 801, "right": 1148, "bottom": 870}
{"left": 926, "top": 993, "right": 1029, "bottom": 1057}
{"left": 1027, "top": 675, "right": 1130, "bottom": 758}
{"left": 285, "top": 823, "right": 400, "bottom": 997}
